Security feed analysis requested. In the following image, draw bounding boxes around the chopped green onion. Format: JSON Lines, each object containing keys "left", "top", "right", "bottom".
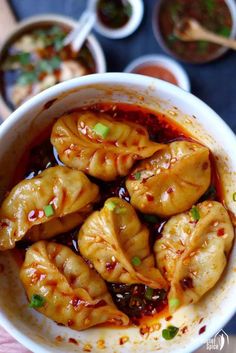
{"left": 17, "top": 71, "right": 38, "bottom": 85}
{"left": 145, "top": 287, "right": 154, "bottom": 300}
{"left": 162, "top": 325, "right": 179, "bottom": 340}
{"left": 134, "top": 172, "right": 141, "bottom": 180}
{"left": 29, "top": 294, "right": 45, "bottom": 308}
{"left": 18, "top": 52, "right": 31, "bottom": 66}
{"left": 106, "top": 201, "right": 117, "bottom": 211}
{"left": 93, "top": 123, "right": 110, "bottom": 138}
{"left": 190, "top": 206, "right": 200, "bottom": 221}
{"left": 132, "top": 256, "right": 142, "bottom": 266}
{"left": 233, "top": 192, "right": 236, "bottom": 202}
{"left": 143, "top": 214, "right": 159, "bottom": 223}
{"left": 169, "top": 298, "right": 180, "bottom": 312}
{"left": 44, "top": 204, "right": 54, "bottom": 217}
{"left": 115, "top": 207, "right": 127, "bottom": 215}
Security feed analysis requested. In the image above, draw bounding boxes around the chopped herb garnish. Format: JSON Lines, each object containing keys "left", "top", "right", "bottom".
{"left": 44, "top": 204, "right": 54, "bottom": 217}
{"left": 134, "top": 172, "right": 141, "bottom": 180}
{"left": 162, "top": 325, "right": 179, "bottom": 340}
{"left": 106, "top": 201, "right": 117, "bottom": 211}
{"left": 190, "top": 206, "right": 200, "bottom": 221}
{"left": 132, "top": 256, "right": 142, "bottom": 266}
{"left": 218, "top": 26, "right": 231, "bottom": 38}
{"left": 29, "top": 294, "right": 45, "bottom": 308}
{"left": 115, "top": 207, "right": 127, "bottom": 215}
{"left": 18, "top": 52, "right": 31, "bottom": 66}
{"left": 143, "top": 214, "right": 159, "bottom": 223}
{"left": 169, "top": 298, "right": 180, "bottom": 312}
{"left": 93, "top": 123, "right": 110, "bottom": 138}
{"left": 37, "top": 57, "right": 61, "bottom": 74}
{"left": 233, "top": 192, "right": 236, "bottom": 202}
{"left": 145, "top": 287, "right": 154, "bottom": 300}
{"left": 17, "top": 71, "right": 38, "bottom": 85}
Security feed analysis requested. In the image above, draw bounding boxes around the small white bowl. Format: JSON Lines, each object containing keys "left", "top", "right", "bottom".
{"left": 92, "top": 0, "right": 144, "bottom": 39}
{"left": 124, "top": 54, "right": 191, "bottom": 91}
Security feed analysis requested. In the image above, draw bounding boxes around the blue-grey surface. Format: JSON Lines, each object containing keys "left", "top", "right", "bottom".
{"left": 8, "top": 0, "right": 236, "bottom": 336}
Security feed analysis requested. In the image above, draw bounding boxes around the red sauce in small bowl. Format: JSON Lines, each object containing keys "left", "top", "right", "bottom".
{"left": 134, "top": 64, "right": 178, "bottom": 86}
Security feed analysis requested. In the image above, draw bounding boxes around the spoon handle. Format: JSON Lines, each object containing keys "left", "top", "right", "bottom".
{"left": 201, "top": 30, "right": 236, "bottom": 50}
{"left": 0, "top": 0, "right": 17, "bottom": 46}
{"left": 64, "top": 10, "right": 96, "bottom": 53}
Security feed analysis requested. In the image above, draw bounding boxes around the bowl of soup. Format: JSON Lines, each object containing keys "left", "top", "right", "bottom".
{"left": 0, "top": 73, "right": 235, "bottom": 353}
{"left": 0, "top": 14, "right": 106, "bottom": 116}
{"left": 152, "top": 0, "right": 236, "bottom": 63}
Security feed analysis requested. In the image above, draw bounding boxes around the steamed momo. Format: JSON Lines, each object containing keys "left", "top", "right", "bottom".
{"left": 0, "top": 166, "right": 99, "bottom": 250}
{"left": 20, "top": 241, "right": 129, "bottom": 330}
{"left": 51, "top": 111, "right": 164, "bottom": 181}
{"left": 154, "top": 201, "right": 234, "bottom": 311}
{"left": 78, "top": 198, "right": 167, "bottom": 289}
{"left": 126, "top": 141, "right": 211, "bottom": 217}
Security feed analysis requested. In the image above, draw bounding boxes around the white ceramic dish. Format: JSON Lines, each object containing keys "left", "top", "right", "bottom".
{"left": 124, "top": 54, "right": 190, "bottom": 91}
{"left": 92, "top": 0, "right": 144, "bottom": 39}
{"left": 0, "top": 73, "right": 236, "bottom": 353}
{"left": 0, "top": 14, "right": 106, "bottom": 119}
{"left": 152, "top": 0, "right": 236, "bottom": 64}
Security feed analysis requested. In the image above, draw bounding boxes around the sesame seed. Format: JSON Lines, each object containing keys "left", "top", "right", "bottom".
{"left": 111, "top": 256, "right": 116, "bottom": 262}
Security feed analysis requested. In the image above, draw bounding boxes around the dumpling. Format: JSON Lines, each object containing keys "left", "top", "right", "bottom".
{"left": 154, "top": 201, "right": 234, "bottom": 311}
{"left": 51, "top": 111, "right": 164, "bottom": 181}
{"left": 0, "top": 166, "right": 99, "bottom": 250}
{"left": 126, "top": 141, "right": 211, "bottom": 217}
{"left": 20, "top": 241, "right": 129, "bottom": 330}
{"left": 78, "top": 197, "right": 167, "bottom": 289}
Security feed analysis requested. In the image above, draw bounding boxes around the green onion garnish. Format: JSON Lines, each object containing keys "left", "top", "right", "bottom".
{"left": 29, "top": 294, "right": 45, "bottom": 308}
{"left": 162, "top": 325, "right": 179, "bottom": 340}
{"left": 143, "top": 214, "right": 159, "bottom": 223}
{"left": 233, "top": 192, "right": 236, "bottom": 202}
{"left": 93, "top": 123, "right": 110, "bottom": 139}
{"left": 145, "top": 287, "right": 154, "bottom": 300}
{"left": 134, "top": 172, "right": 141, "bottom": 180}
{"left": 132, "top": 256, "right": 141, "bottom": 266}
{"left": 44, "top": 204, "right": 54, "bottom": 217}
{"left": 106, "top": 201, "right": 117, "bottom": 211}
{"left": 169, "top": 298, "right": 180, "bottom": 312}
{"left": 190, "top": 206, "right": 200, "bottom": 221}
{"left": 115, "top": 207, "right": 127, "bottom": 215}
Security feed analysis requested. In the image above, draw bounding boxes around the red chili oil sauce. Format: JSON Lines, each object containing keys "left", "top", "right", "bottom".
{"left": 134, "top": 65, "right": 178, "bottom": 86}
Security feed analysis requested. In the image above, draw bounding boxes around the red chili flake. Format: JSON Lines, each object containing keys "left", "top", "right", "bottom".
{"left": 67, "top": 320, "right": 74, "bottom": 327}
{"left": 199, "top": 317, "right": 204, "bottom": 324}
{"left": 0, "top": 264, "right": 4, "bottom": 273}
{"left": 55, "top": 336, "right": 63, "bottom": 342}
{"left": 106, "top": 262, "right": 117, "bottom": 271}
{"left": 0, "top": 221, "right": 8, "bottom": 229}
{"left": 146, "top": 193, "right": 154, "bottom": 201}
{"left": 68, "top": 338, "right": 78, "bottom": 345}
{"left": 128, "top": 174, "right": 136, "bottom": 180}
{"left": 70, "top": 296, "right": 83, "bottom": 308}
{"left": 165, "top": 315, "right": 172, "bottom": 321}
{"left": 119, "top": 336, "right": 129, "bottom": 345}
{"left": 140, "top": 325, "right": 150, "bottom": 335}
{"left": 217, "top": 228, "right": 225, "bottom": 237}
{"left": 199, "top": 325, "right": 206, "bottom": 335}
{"left": 167, "top": 187, "right": 173, "bottom": 194}
{"left": 180, "top": 276, "right": 194, "bottom": 290}
{"left": 28, "top": 210, "right": 38, "bottom": 222}
{"left": 181, "top": 326, "right": 188, "bottom": 334}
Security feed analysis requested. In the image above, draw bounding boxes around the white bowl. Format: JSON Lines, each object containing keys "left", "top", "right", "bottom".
{"left": 92, "top": 0, "right": 144, "bottom": 39}
{"left": 124, "top": 54, "right": 191, "bottom": 91}
{"left": 0, "top": 73, "right": 236, "bottom": 353}
{"left": 0, "top": 14, "right": 106, "bottom": 119}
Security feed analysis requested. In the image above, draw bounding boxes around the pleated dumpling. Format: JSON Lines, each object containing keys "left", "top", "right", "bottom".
{"left": 20, "top": 241, "right": 129, "bottom": 330}
{"left": 0, "top": 166, "right": 99, "bottom": 250}
{"left": 51, "top": 111, "right": 164, "bottom": 181}
{"left": 154, "top": 201, "right": 234, "bottom": 311}
{"left": 126, "top": 141, "right": 211, "bottom": 217}
{"left": 78, "top": 197, "right": 167, "bottom": 289}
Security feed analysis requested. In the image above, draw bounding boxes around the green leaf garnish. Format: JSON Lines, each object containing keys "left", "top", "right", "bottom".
{"left": 134, "top": 172, "right": 141, "bottom": 180}
{"left": 218, "top": 26, "right": 231, "bottom": 38}
{"left": 190, "top": 206, "right": 200, "bottom": 221}
{"left": 44, "top": 204, "right": 54, "bottom": 217}
{"left": 106, "top": 201, "right": 117, "bottom": 211}
{"left": 93, "top": 123, "right": 110, "bottom": 138}
{"left": 132, "top": 256, "right": 142, "bottom": 266}
{"left": 169, "top": 298, "right": 180, "bottom": 312}
{"left": 145, "top": 287, "right": 154, "bottom": 300}
{"left": 143, "top": 214, "right": 159, "bottom": 223}
{"left": 37, "top": 57, "right": 61, "bottom": 74}
{"left": 17, "top": 71, "right": 38, "bottom": 85}
{"left": 18, "top": 52, "right": 31, "bottom": 66}
{"left": 162, "top": 325, "right": 179, "bottom": 340}
{"left": 29, "top": 294, "right": 45, "bottom": 308}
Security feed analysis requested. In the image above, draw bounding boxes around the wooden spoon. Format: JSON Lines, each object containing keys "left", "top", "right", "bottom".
{"left": 174, "top": 18, "right": 236, "bottom": 50}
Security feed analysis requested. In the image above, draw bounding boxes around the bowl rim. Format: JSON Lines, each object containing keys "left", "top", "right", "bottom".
{"left": 152, "top": 0, "right": 236, "bottom": 64}
{"left": 0, "top": 73, "right": 236, "bottom": 353}
{"left": 124, "top": 54, "right": 191, "bottom": 91}
{"left": 0, "top": 13, "right": 107, "bottom": 117}
{"left": 92, "top": 0, "right": 144, "bottom": 39}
